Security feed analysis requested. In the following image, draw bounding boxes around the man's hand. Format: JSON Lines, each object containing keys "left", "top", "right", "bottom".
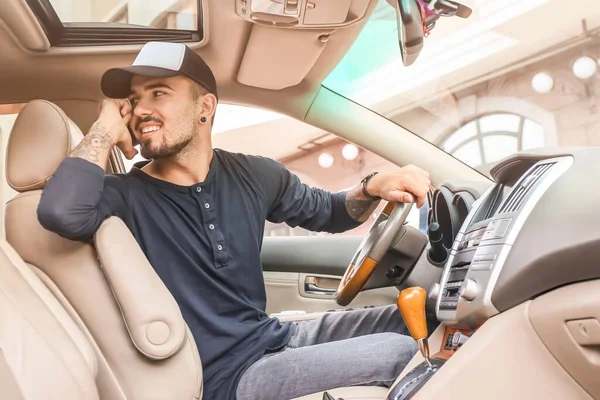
{"left": 97, "top": 99, "right": 138, "bottom": 160}
{"left": 367, "top": 165, "right": 431, "bottom": 208}
{"left": 69, "top": 99, "right": 138, "bottom": 169}
{"left": 344, "top": 165, "right": 432, "bottom": 223}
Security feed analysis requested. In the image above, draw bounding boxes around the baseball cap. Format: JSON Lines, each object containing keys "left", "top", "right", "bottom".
{"left": 101, "top": 41, "right": 218, "bottom": 99}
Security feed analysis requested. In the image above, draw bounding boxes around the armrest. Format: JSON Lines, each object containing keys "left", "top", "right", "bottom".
{"left": 94, "top": 217, "right": 186, "bottom": 360}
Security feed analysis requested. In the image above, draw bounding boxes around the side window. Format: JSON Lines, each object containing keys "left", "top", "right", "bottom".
{"left": 122, "top": 146, "right": 146, "bottom": 171}
{"left": 442, "top": 113, "right": 546, "bottom": 175}
{"left": 121, "top": 104, "right": 425, "bottom": 236}
{"left": 211, "top": 105, "right": 424, "bottom": 237}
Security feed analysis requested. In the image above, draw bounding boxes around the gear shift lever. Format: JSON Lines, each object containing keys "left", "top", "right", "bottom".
{"left": 397, "top": 287, "right": 432, "bottom": 368}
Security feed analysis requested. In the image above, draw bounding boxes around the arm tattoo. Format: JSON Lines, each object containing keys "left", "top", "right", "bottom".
{"left": 344, "top": 187, "right": 380, "bottom": 222}
{"left": 70, "top": 122, "right": 113, "bottom": 166}
{"left": 346, "top": 198, "right": 376, "bottom": 222}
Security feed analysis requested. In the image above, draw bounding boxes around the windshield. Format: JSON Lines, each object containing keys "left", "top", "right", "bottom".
{"left": 323, "top": 0, "right": 600, "bottom": 176}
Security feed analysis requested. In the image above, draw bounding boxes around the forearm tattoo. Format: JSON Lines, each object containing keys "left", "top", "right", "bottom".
{"left": 70, "top": 122, "right": 113, "bottom": 166}
{"left": 345, "top": 188, "right": 379, "bottom": 223}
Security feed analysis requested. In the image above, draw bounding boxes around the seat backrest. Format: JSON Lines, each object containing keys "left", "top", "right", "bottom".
{"left": 0, "top": 238, "right": 99, "bottom": 400}
{"left": 4, "top": 100, "right": 202, "bottom": 400}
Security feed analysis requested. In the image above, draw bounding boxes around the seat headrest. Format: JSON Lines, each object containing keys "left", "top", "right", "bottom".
{"left": 6, "top": 100, "right": 84, "bottom": 193}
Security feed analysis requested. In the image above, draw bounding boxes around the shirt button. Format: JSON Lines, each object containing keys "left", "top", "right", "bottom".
{"left": 205, "top": 203, "right": 210, "bottom": 208}
{"left": 196, "top": 187, "right": 202, "bottom": 193}
{"left": 209, "top": 224, "right": 215, "bottom": 230}
{"left": 217, "top": 245, "right": 223, "bottom": 251}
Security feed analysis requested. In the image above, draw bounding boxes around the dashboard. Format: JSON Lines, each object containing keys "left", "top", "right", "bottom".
{"left": 388, "top": 147, "right": 600, "bottom": 400}
{"left": 428, "top": 148, "right": 600, "bottom": 329}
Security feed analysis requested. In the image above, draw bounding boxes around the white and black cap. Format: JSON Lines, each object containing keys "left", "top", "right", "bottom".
{"left": 101, "top": 41, "right": 217, "bottom": 99}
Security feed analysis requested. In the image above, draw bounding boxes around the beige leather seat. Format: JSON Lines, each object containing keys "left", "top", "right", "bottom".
{"left": 4, "top": 100, "right": 202, "bottom": 400}
{"left": 0, "top": 238, "right": 99, "bottom": 400}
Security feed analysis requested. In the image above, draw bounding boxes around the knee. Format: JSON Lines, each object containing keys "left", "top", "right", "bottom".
{"left": 377, "top": 333, "right": 419, "bottom": 372}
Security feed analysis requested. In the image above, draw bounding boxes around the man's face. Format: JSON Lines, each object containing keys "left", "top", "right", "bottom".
{"left": 128, "top": 75, "right": 201, "bottom": 160}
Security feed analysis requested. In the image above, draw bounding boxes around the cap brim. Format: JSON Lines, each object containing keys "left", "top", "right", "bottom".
{"left": 101, "top": 65, "right": 179, "bottom": 99}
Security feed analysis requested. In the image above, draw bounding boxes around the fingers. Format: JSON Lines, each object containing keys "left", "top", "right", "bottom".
{"left": 401, "top": 174, "right": 429, "bottom": 208}
{"left": 120, "top": 99, "right": 132, "bottom": 117}
{"left": 387, "top": 180, "right": 426, "bottom": 207}
{"left": 122, "top": 112, "right": 132, "bottom": 127}
{"left": 116, "top": 139, "right": 138, "bottom": 160}
{"left": 122, "top": 146, "right": 138, "bottom": 160}
{"left": 379, "top": 165, "right": 431, "bottom": 208}
{"left": 406, "top": 165, "right": 430, "bottom": 193}
{"left": 101, "top": 98, "right": 131, "bottom": 117}
{"left": 388, "top": 190, "right": 415, "bottom": 204}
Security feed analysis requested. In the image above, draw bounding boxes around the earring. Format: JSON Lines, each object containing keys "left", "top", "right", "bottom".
{"left": 201, "top": 116, "right": 207, "bottom": 123}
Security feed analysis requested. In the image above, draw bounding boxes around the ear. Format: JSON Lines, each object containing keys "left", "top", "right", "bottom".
{"left": 199, "top": 93, "right": 217, "bottom": 123}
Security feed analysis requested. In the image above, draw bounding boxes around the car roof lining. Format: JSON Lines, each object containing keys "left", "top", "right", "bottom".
{"left": 0, "top": 0, "right": 377, "bottom": 123}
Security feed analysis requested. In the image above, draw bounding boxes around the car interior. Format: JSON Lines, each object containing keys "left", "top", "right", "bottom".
{"left": 0, "top": 0, "right": 599, "bottom": 399}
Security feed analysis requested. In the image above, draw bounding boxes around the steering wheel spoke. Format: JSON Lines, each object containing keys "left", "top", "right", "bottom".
{"left": 336, "top": 201, "right": 414, "bottom": 306}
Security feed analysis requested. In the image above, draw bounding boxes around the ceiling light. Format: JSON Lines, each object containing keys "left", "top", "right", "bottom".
{"left": 572, "top": 56, "right": 597, "bottom": 80}
{"left": 318, "top": 153, "right": 334, "bottom": 168}
{"left": 342, "top": 144, "right": 359, "bottom": 160}
{"left": 531, "top": 72, "right": 554, "bottom": 94}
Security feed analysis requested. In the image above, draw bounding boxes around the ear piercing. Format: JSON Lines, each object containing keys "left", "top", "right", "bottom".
{"left": 201, "top": 116, "right": 207, "bottom": 123}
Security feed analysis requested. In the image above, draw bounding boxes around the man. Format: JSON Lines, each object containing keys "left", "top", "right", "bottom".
{"left": 37, "top": 42, "right": 432, "bottom": 400}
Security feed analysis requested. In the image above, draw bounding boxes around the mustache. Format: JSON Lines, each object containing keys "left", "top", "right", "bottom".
{"left": 135, "top": 116, "right": 163, "bottom": 132}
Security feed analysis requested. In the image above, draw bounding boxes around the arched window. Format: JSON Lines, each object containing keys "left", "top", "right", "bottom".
{"left": 442, "top": 113, "right": 546, "bottom": 169}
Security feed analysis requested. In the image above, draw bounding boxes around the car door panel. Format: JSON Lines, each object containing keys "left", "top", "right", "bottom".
{"left": 264, "top": 270, "right": 399, "bottom": 315}
{"left": 261, "top": 236, "right": 361, "bottom": 276}
{"left": 261, "top": 236, "right": 399, "bottom": 315}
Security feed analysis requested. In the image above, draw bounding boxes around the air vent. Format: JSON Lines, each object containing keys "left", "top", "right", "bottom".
{"left": 497, "top": 162, "right": 556, "bottom": 214}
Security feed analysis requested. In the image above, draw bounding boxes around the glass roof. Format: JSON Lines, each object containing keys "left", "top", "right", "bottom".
{"left": 47, "top": 0, "right": 198, "bottom": 30}
{"left": 27, "top": 0, "right": 202, "bottom": 46}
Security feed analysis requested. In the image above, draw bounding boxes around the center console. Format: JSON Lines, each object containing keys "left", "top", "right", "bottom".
{"left": 434, "top": 157, "right": 572, "bottom": 327}
{"left": 385, "top": 156, "right": 574, "bottom": 400}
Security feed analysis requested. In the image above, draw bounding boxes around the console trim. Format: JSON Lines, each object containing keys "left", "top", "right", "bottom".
{"left": 436, "top": 156, "right": 573, "bottom": 326}
{"left": 436, "top": 185, "right": 495, "bottom": 323}
{"left": 479, "top": 156, "right": 573, "bottom": 321}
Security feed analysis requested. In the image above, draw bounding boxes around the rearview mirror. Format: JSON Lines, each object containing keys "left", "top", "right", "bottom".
{"left": 394, "top": 0, "right": 472, "bottom": 66}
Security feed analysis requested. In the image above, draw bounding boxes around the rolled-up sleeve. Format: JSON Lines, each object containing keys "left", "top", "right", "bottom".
{"left": 255, "top": 157, "right": 360, "bottom": 233}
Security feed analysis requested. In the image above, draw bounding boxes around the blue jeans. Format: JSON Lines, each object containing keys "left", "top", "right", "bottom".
{"left": 236, "top": 305, "right": 421, "bottom": 400}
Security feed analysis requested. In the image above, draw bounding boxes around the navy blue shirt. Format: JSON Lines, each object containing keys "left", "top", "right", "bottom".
{"left": 37, "top": 149, "right": 361, "bottom": 399}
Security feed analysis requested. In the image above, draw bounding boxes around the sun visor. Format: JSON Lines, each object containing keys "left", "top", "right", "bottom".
{"left": 237, "top": 25, "right": 332, "bottom": 90}
{"left": 235, "top": 0, "right": 373, "bottom": 90}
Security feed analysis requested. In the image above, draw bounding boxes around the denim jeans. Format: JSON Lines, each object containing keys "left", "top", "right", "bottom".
{"left": 236, "top": 305, "right": 422, "bottom": 400}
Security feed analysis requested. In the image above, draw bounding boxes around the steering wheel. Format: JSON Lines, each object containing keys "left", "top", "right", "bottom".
{"left": 336, "top": 201, "right": 414, "bottom": 306}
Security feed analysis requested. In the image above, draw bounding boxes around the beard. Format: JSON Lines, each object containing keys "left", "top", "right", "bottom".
{"left": 140, "top": 132, "right": 194, "bottom": 160}
{"left": 138, "top": 103, "right": 199, "bottom": 160}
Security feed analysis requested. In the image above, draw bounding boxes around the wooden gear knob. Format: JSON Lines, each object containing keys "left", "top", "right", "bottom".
{"left": 397, "top": 287, "right": 428, "bottom": 341}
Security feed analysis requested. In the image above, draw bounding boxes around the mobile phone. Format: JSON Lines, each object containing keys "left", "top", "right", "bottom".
{"left": 128, "top": 125, "right": 139, "bottom": 146}
{"left": 124, "top": 98, "right": 139, "bottom": 146}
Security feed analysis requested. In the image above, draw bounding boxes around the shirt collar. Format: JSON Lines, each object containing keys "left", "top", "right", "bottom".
{"left": 128, "top": 150, "right": 219, "bottom": 193}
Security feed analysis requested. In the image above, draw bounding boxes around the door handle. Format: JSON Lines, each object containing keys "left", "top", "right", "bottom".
{"left": 305, "top": 283, "right": 336, "bottom": 295}
{"left": 304, "top": 276, "right": 337, "bottom": 296}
